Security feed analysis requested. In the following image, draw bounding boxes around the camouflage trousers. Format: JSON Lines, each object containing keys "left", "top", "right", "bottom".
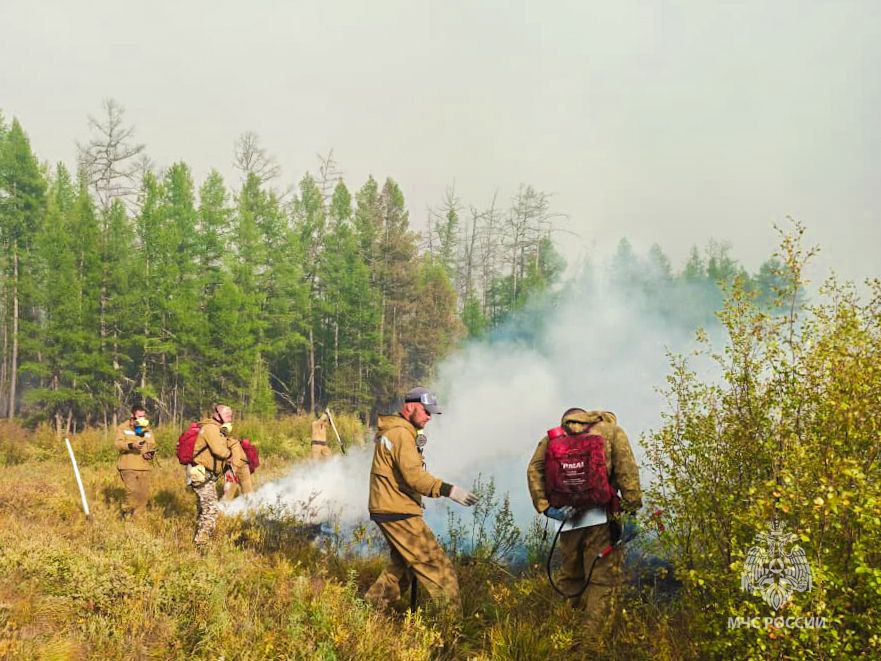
{"left": 366, "top": 516, "right": 461, "bottom": 613}
{"left": 191, "top": 476, "right": 220, "bottom": 551}
{"left": 557, "top": 523, "right": 622, "bottom": 643}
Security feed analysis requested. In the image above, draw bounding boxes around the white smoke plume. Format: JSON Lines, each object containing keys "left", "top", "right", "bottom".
{"left": 225, "top": 266, "right": 719, "bottom": 531}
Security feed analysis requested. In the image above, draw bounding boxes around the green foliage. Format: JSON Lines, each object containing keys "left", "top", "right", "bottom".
{"left": 0, "top": 114, "right": 469, "bottom": 426}
{"left": 443, "top": 475, "right": 521, "bottom": 564}
{"left": 643, "top": 222, "right": 881, "bottom": 657}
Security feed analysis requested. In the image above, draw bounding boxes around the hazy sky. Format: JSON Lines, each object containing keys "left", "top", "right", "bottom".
{"left": 2, "top": 1, "right": 879, "bottom": 281}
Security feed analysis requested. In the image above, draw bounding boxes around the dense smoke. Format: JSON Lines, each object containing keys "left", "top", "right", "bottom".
{"left": 224, "top": 261, "right": 722, "bottom": 532}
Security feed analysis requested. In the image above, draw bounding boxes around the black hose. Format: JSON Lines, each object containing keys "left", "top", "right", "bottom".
{"left": 545, "top": 518, "right": 639, "bottom": 599}
{"left": 545, "top": 519, "right": 598, "bottom": 599}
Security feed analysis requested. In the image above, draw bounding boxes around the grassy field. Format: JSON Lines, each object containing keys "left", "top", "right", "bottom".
{"left": 0, "top": 418, "right": 682, "bottom": 660}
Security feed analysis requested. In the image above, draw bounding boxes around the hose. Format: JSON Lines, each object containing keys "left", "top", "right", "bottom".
{"left": 545, "top": 516, "right": 638, "bottom": 599}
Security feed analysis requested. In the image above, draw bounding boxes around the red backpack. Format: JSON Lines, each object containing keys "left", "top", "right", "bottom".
{"left": 176, "top": 422, "right": 203, "bottom": 465}
{"left": 240, "top": 438, "right": 260, "bottom": 473}
{"left": 544, "top": 426, "right": 618, "bottom": 511}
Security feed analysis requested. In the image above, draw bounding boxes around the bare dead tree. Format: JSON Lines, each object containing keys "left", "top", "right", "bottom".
{"left": 479, "top": 191, "right": 500, "bottom": 314}
{"left": 505, "top": 185, "right": 554, "bottom": 299}
{"left": 233, "top": 131, "right": 280, "bottom": 185}
{"left": 316, "top": 149, "right": 343, "bottom": 204}
{"left": 77, "top": 99, "right": 145, "bottom": 211}
{"left": 459, "top": 205, "right": 482, "bottom": 305}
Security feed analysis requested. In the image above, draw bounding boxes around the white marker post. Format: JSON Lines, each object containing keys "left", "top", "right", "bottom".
{"left": 325, "top": 407, "right": 346, "bottom": 455}
{"left": 64, "top": 437, "right": 91, "bottom": 521}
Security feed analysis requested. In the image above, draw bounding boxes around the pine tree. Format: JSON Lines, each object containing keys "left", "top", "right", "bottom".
{"left": 226, "top": 172, "right": 281, "bottom": 415}
{"left": 195, "top": 169, "right": 232, "bottom": 298}
{"left": 133, "top": 170, "right": 163, "bottom": 410}
{"left": 25, "top": 171, "right": 104, "bottom": 431}
{"left": 318, "top": 180, "right": 379, "bottom": 411}
{"left": 401, "top": 256, "right": 461, "bottom": 383}
{"left": 0, "top": 118, "right": 47, "bottom": 418}
{"left": 24, "top": 165, "right": 79, "bottom": 431}
{"left": 291, "top": 172, "right": 326, "bottom": 413}
{"left": 683, "top": 245, "right": 706, "bottom": 281}
{"left": 376, "top": 178, "right": 418, "bottom": 402}
{"left": 102, "top": 198, "right": 140, "bottom": 420}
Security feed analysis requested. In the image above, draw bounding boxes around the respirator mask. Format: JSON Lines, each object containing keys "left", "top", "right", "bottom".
{"left": 220, "top": 422, "right": 233, "bottom": 436}
{"left": 415, "top": 431, "right": 428, "bottom": 452}
{"left": 133, "top": 416, "right": 150, "bottom": 437}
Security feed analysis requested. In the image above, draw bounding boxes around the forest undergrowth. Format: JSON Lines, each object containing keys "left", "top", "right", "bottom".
{"left": 0, "top": 415, "right": 681, "bottom": 660}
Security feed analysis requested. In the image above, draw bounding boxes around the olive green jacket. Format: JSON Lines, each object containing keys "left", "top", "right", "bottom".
{"left": 368, "top": 414, "right": 444, "bottom": 516}
{"left": 115, "top": 421, "right": 157, "bottom": 471}
{"left": 192, "top": 418, "right": 232, "bottom": 475}
{"left": 526, "top": 410, "right": 642, "bottom": 514}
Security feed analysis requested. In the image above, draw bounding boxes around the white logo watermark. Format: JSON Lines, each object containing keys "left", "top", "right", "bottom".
{"left": 741, "top": 519, "right": 812, "bottom": 611}
{"left": 727, "top": 616, "right": 826, "bottom": 630}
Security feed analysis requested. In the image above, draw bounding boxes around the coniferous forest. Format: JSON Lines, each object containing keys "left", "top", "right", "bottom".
{"left": 1, "top": 100, "right": 879, "bottom": 659}
{"left": 1, "top": 101, "right": 785, "bottom": 431}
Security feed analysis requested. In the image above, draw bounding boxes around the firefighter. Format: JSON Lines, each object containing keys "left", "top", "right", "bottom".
{"left": 221, "top": 433, "right": 254, "bottom": 501}
{"left": 311, "top": 412, "right": 332, "bottom": 459}
{"left": 188, "top": 404, "right": 233, "bottom": 552}
{"left": 527, "top": 408, "right": 642, "bottom": 644}
{"left": 365, "top": 386, "right": 478, "bottom": 613}
{"left": 114, "top": 405, "right": 156, "bottom": 518}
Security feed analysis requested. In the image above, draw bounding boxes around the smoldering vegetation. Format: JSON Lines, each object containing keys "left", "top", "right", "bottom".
{"left": 228, "top": 236, "right": 775, "bottom": 553}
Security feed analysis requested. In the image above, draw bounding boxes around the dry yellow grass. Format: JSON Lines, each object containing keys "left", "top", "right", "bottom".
{"left": 0, "top": 418, "right": 683, "bottom": 660}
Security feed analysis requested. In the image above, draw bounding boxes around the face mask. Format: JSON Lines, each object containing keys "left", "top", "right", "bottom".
{"left": 220, "top": 422, "right": 233, "bottom": 435}
{"left": 133, "top": 416, "right": 150, "bottom": 437}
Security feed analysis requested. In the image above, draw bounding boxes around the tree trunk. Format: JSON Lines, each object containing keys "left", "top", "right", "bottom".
{"left": 8, "top": 247, "right": 19, "bottom": 419}
{"left": 53, "top": 375, "right": 61, "bottom": 438}
{"left": 0, "top": 271, "right": 7, "bottom": 415}
{"left": 308, "top": 327, "right": 316, "bottom": 414}
{"left": 379, "top": 292, "right": 385, "bottom": 358}
{"left": 112, "top": 340, "right": 120, "bottom": 427}
{"left": 140, "top": 321, "right": 147, "bottom": 391}
{"left": 100, "top": 279, "right": 107, "bottom": 425}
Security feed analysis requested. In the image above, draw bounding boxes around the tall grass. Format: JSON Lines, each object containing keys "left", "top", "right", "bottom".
{"left": 0, "top": 420, "right": 682, "bottom": 659}
{"left": 0, "top": 414, "right": 365, "bottom": 468}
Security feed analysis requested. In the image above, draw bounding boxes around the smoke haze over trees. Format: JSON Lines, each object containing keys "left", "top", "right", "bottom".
{"left": 1, "top": 104, "right": 788, "bottom": 430}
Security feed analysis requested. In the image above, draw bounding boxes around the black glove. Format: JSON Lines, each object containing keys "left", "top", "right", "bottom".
{"left": 610, "top": 513, "right": 639, "bottom": 544}
{"left": 609, "top": 518, "right": 622, "bottom": 544}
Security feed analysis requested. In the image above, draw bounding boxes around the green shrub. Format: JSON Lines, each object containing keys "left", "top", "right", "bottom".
{"left": 643, "top": 224, "right": 881, "bottom": 657}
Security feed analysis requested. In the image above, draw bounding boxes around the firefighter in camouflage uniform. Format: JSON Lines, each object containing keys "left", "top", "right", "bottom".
{"left": 527, "top": 408, "right": 642, "bottom": 644}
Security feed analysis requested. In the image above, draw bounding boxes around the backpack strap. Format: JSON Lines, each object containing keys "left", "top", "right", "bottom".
{"left": 190, "top": 443, "right": 209, "bottom": 465}
{"left": 193, "top": 427, "right": 229, "bottom": 473}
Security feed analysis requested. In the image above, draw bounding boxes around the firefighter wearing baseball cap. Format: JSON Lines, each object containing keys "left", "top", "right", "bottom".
{"left": 527, "top": 408, "right": 642, "bottom": 645}
{"left": 365, "top": 386, "right": 479, "bottom": 614}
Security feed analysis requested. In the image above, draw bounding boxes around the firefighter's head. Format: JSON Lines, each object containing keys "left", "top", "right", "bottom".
{"left": 401, "top": 386, "right": 442, "bottom": 430}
